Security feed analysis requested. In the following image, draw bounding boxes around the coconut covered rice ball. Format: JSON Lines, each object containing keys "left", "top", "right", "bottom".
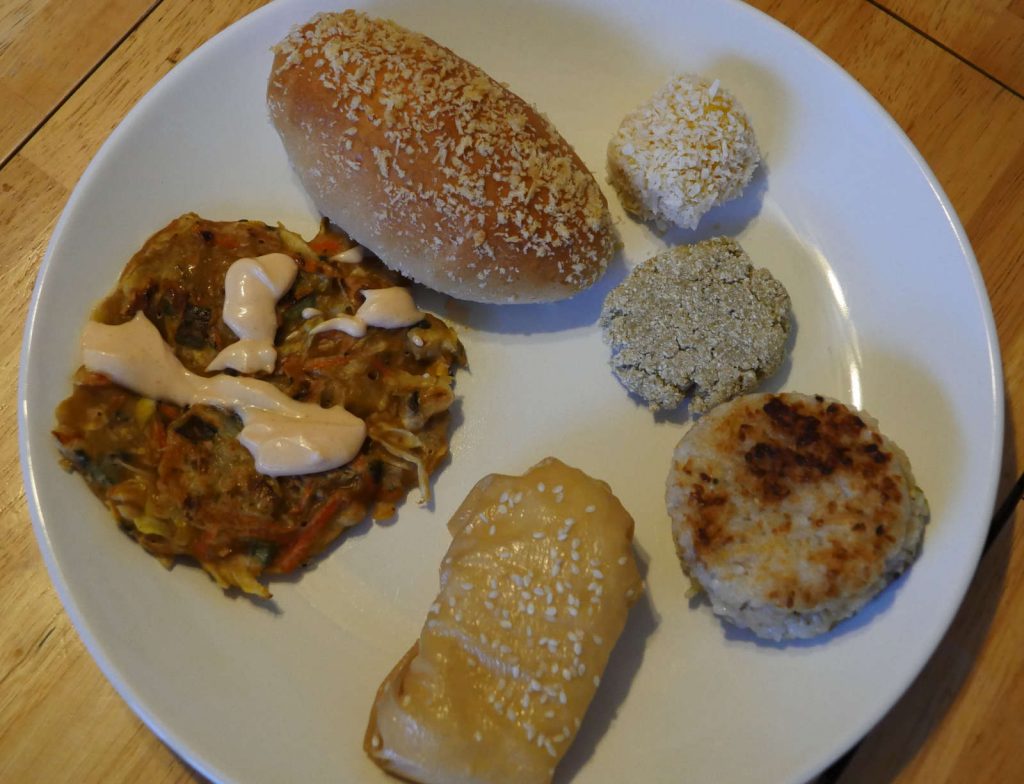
{"left": 608, "top": 73, "right": 761, "bottom": 230}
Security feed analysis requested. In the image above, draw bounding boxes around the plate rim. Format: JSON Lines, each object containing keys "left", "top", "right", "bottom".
{"left": 17, "top": 0, "right": 1005, "bottom": 782}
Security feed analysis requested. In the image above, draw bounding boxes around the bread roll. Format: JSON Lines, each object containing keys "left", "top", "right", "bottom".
{"left": 268, "top": 11, "right": 615, "bottom": 304}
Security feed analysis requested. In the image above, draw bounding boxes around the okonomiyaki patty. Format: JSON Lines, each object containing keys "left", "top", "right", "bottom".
{"left": 666, "top": 392, "right": 928, "bottom": 640}
{"left": 53, "top": 214, "right": 465, "bottom": 597}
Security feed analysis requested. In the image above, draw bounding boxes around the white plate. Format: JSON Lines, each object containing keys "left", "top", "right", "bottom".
{"left": 19, "top": 0, "right": 1003, "bottom": 782}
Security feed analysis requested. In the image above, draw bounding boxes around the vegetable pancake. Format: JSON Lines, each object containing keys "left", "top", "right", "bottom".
{"left": 54, "top": 213, "right": 464, "bottom": 597}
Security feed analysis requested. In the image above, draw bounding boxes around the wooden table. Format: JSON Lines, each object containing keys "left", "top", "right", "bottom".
{"left": 1, "top": 1, "right": 1021, "bottom": 782}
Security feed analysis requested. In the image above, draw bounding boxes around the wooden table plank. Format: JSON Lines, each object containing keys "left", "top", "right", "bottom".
{"left": 838, "top": 502, "right": 1024, "bottom": 783}
{"left": 0, "top": 0, "right": 159, "bottom": 165}
{"left": 873, "top": 0, "right": 1024, "bottom": 95}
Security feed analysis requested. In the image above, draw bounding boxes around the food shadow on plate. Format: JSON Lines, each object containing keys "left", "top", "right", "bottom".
{"left": 654, "top": 162, "right": 770, "bottom": 250}
{"left": 412, "top": 248, "right": 632, "bottom": 336}
{"left": 555, "top": 540, "right": 659, "bottom": 783}
{"left": 687, "top": 571, "right": 906, "bottom": 651}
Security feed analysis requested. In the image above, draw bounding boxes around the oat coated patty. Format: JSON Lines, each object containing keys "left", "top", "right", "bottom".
{"left": 600, "top": 237, "right": 790, "bottom": 413}
{"left": 666, "top": 392, "right": 929, "bottom": 641}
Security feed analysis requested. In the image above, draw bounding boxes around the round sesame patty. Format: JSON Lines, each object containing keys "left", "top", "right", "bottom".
{"left": 666, "top": 392, "right": 929, "bottom": 641}
{"left": 600, "top": 237, "right": 790, "bottom": 413}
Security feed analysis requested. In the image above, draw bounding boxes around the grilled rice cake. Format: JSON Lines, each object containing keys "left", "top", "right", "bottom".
{"left": 53, "top": 213, "right": 464, "bottom": 597}
{"left": 366, "top": 458, "right": 643, "bottom": 784}
{"left": 666, "top": 392, "right": 928, "bottom": 640}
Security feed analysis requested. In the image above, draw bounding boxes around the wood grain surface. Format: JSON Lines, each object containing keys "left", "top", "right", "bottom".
{"left": 0, "top": 1, "right": 1021, "bottom": 783}
{"left": 0, "top": 0, "right": 158, "bottom": 164}
{"left": 874, "top": 0, "right": 1024, "bottom": 95}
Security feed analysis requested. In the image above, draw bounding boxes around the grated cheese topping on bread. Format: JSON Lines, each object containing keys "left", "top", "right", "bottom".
{"left": 269, "top": 11, "right": 614, "bottom": 302}
{"left": 607, "top": 73, "right": 760, "bottom": 230}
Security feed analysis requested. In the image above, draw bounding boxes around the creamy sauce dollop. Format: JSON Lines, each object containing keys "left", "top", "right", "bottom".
{"left": 310, "top": 287, "right": 423, "bottom": 338}
{"left": 82, "top": 312, "right": 366, "bottom": 476}
{"left": 206, "top": 253, "right": 297, "bottom": 375}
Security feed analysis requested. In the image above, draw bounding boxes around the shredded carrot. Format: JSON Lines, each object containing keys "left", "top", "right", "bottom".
{"left": 309, "top": 236, "right": 344, "bottom": 256}
{"left": 273, "top": 491, "right": 348, "bottom": 572}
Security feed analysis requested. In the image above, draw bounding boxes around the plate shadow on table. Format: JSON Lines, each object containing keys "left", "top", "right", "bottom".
{"left": 556, "top": 538, "right": 659, "bottom": 784}
{"left": 835, "top": 507, "right": 1016, "bottom": 782}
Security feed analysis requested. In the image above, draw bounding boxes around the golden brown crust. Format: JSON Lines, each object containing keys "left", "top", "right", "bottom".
{"left": 268, "top": 11, "right": 615, "bottom": 303}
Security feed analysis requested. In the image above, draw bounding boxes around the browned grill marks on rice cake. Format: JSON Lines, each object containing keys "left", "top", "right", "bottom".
{"left": 666, "top": 392, "right": 929, "bottom": 640}
{"left": 270, "top": 11, "right": 612, "bottom": 295}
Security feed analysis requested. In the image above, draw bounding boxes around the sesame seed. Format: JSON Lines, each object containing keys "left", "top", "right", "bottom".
{"left": 593, "top": 569, "right": 604, "bottom": 580}
{"left": 371, "top": 733, "right": 381, "bottom": 749}
{"left": 568, "top": 607, "right": 578, "bottom": 616}
{"left": 618, "top": 556, "right": 628, "bottom": 565}
{"left": 545, "top": 606, "right": 557, "bottom": 618}
{"left": 592, "top": 633, "right": 604, "bottom": 645}
{"left": 500, "top": 619, "right": 512, "bottom": 629}
{"left": 506, "top": 708, "right": 516, "bottom": 721}
{"left": 532, "top": 531, "right": 545, "bottom": 539}
{"left": 489, "top": 525, "right": 496, "bottom": 535}
{"left": 593, "top": 675, "right": 601, "bottom": 687}
{"left": 552, "top": 485, "right": 563, "bottom": 494}
{"left": 559, "top": 691, "right": 568, "bottom": 704}
{"left": 500, "top": 492, "right": 509, "bottom": 504}
{"left": 585, "top": 505, "right": 596, "bottom": 513}
{"left": 474, "top": 730, "right": 483, "bottom": 742}
{"left": 537, "top": 483, "right": 546, "bottom": 492}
